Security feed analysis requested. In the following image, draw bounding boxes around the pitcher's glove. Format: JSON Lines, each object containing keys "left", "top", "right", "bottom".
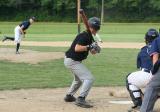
{"left": 87, "top": 42, "right": 101, "bottom": 53}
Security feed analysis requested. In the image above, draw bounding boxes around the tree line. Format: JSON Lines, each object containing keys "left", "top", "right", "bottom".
{"left": 0, "top": 0, "right": 160, "bottom": 22}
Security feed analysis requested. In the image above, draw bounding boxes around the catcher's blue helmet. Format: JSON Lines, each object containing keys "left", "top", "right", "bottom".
{"left": 145, "top": 28, "right": 159, "bottom": 43}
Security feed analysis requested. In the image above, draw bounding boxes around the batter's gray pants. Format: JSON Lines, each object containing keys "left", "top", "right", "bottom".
{"left": 140, "top": 68, "right": 160, "bottom": 112}
{"left": 64, "top": 57, "right": 95, "bottom": 98}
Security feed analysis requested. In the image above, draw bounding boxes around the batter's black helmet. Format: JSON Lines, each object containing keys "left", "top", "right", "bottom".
{"left": 145, "top": 28, "right": 159, "bottom": 43}
{"left": 88, "top": 17, "right": 101, "bottom": 31}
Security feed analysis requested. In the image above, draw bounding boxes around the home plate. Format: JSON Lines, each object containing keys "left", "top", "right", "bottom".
{"left": 109, "top": 100, "right": 132, "bottom": 104}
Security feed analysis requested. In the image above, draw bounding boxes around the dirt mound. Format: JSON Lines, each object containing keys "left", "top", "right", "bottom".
{"left": 0, "top": 48, "right": 64, "bottom": 64}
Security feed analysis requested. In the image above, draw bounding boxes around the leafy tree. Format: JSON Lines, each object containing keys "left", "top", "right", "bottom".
{"left": 0, "top": 0, "right": 160, "bottom": 22}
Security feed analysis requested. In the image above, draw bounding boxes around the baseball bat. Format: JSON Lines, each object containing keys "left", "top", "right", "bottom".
{"left": 77, "top": 0, "right": 81, "bottom": 34}
{"left": 79, "top": 9, "right": 90, "bottom": 32}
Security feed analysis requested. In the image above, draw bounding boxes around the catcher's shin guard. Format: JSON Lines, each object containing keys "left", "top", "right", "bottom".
{"left": 126, "top": 74, "right": 142, "bottom": 107}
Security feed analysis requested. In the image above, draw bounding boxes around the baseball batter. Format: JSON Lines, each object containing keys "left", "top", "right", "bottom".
{"left": 2, "top": 17, "right": 35, "bottom": 54}
{"left": 140, "top": 33, "right": 160, "bottom": 112}
{"left": 126, "top": 29, "right": 159, "bottom": 112}
{"left": 64, "top": 17, "right": 101, "bottom": 108}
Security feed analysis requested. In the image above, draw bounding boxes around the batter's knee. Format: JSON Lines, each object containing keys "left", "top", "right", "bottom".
{"left": 82, "top": 79, "right": 94, "bottom": 87}
{"left": 82, "top": 75, "right": 95, "bottom": 84}
{"left": 82, "top": 70, "right": 95, "bottom": 81}
{"left": 73, "top": 81, "right": 82, "bottom": 88}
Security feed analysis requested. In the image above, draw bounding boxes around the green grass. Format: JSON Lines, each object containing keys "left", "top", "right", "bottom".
{"left": 0, "top": 22, "right": 152, "bottom": 90}
{"left": 0, "top": 46, "right": 138, "bottom": 90}
{"left": 0, "top": 22, "right": 160, "bottom": 42}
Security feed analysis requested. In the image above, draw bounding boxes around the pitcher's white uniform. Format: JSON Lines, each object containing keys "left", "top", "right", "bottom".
{"left": 14, "top": 26, "right": 23, "bottom": 43}
{"left": 2, "top": 17, "right": 35, "bottom": 54}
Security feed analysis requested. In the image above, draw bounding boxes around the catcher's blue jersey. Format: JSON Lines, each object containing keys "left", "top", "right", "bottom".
{"left": 137, "top": 45, "right": 153, "bottom": 70}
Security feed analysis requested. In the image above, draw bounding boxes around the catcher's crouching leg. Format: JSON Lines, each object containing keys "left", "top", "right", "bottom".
{"left": 126, "top": 74, "right": 143, "bottom": 110}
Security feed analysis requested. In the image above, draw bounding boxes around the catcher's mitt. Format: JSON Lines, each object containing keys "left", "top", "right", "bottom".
{"left": 88, "top": 42, "right": 101, "bottom": 53}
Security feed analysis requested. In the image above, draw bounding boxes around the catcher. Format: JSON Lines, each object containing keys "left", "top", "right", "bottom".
{"left": 2, "top": 17, "right": 36, "bottom": 54}
{"left": 126, "top": 28, "right": 159, "bottom": 112}
{"left": 64, "top": 17, "right": 101, "bottom": 108}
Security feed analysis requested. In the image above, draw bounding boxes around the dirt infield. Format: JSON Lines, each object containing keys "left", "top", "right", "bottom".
{"left": 0, "top": 41, "right": 145, "bottom": 49}
{"left": 0, "top": 87, "right": 159, "bottom": 112}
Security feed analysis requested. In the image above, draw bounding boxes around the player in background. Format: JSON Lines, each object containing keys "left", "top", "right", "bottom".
{"left": 2, "top": 17, "right": 36, "bottom": 54}
{"left": 126, "top": 29, "right": 159, "bottom": 112}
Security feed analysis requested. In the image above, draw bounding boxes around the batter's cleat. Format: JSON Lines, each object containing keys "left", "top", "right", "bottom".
{"left": 128, "top": 106, "right": 140, "bottom": 112}
{"left": 2, "top": 36, "right": 7, "bottom": 42}
{"left": 64, "top": 94, "right": 76, "bottom": 102}
{"left": 75, "top": 97, "right": 93, "bottom": 108}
